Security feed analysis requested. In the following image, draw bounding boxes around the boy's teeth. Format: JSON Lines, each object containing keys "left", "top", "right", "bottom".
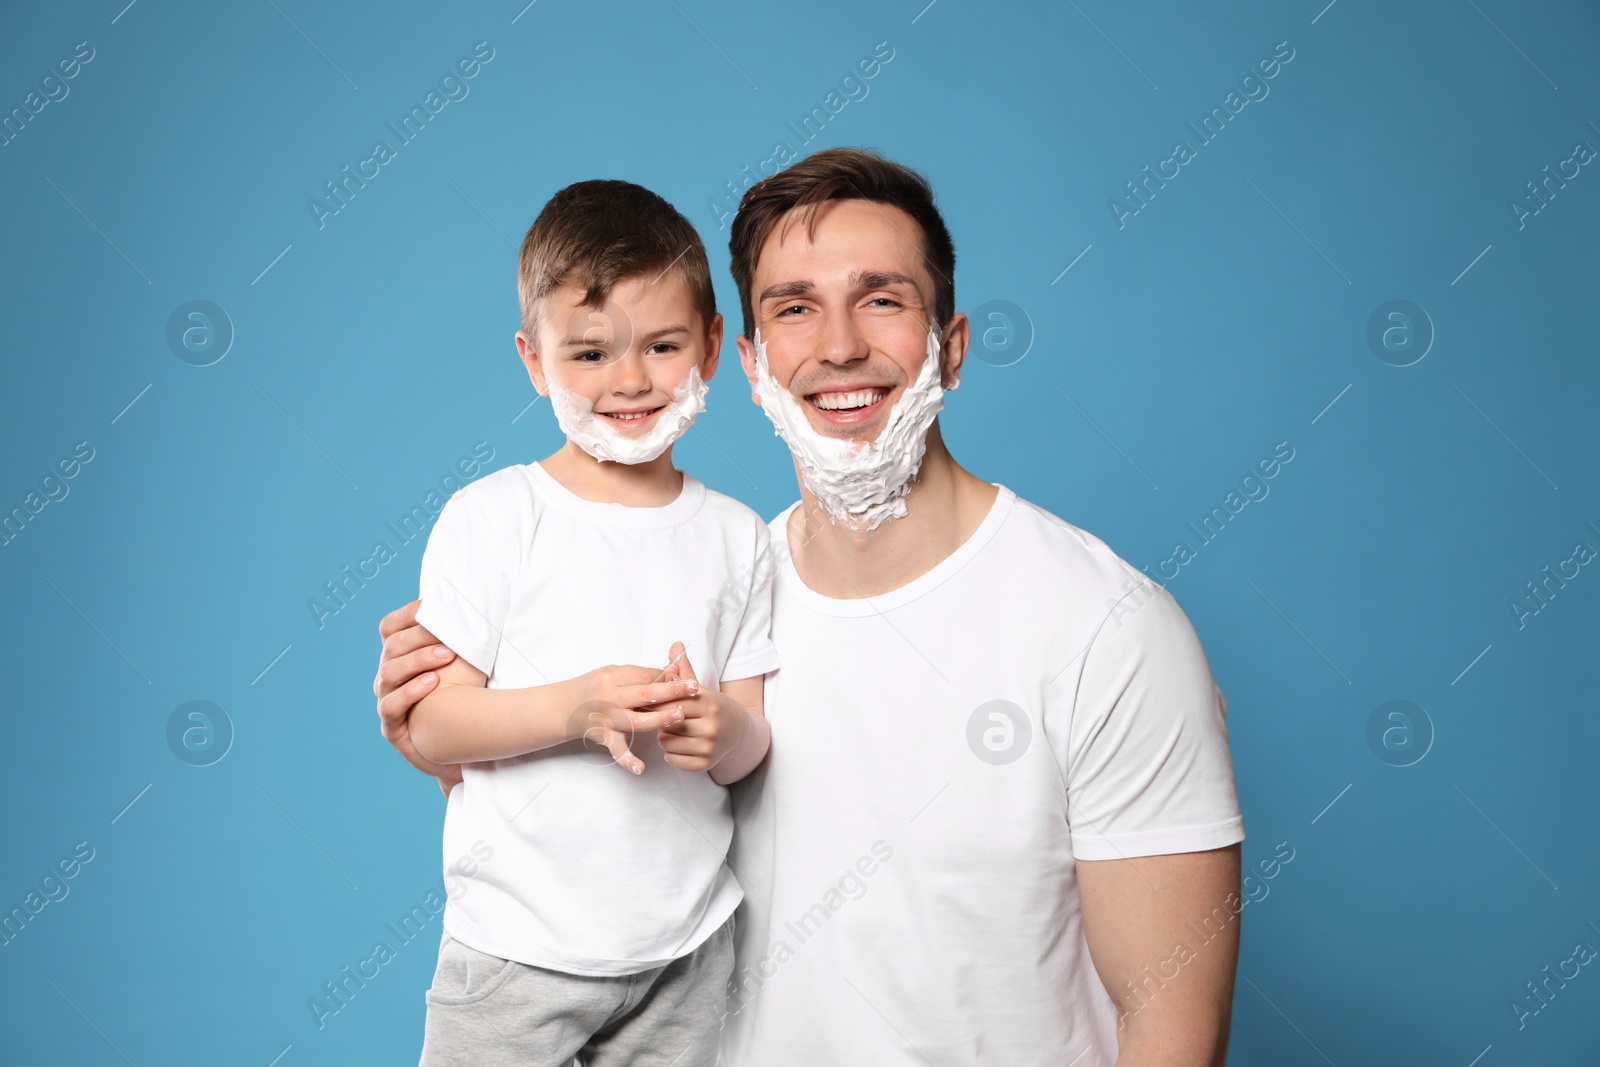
{"left": 813, "top": 389, "right": 886, "bottom": 411}
{"left": 608, "top": 411, "right": 652, "bottom": 421}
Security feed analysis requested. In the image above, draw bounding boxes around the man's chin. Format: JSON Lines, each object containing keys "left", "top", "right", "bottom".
{"left": 802, "top": 410, "right": 889, "bottom": 445}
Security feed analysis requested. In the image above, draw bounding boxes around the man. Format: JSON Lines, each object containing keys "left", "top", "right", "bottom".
{"left": 376, "top": 148, "right": 1245, "bottom": 1066}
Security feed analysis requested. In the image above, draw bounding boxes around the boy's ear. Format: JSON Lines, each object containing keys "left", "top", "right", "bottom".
{"left": 515, "top": 330, "right": 549, "bottom": 396}
{"left": 700, "top": 313, "right": 725, "bottom": 383}
{"left": 734, "top": 333, "right": 762, "bottom": 408}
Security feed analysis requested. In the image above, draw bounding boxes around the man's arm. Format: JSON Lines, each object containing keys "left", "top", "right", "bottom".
{"left": 1077, "top": 844, "right": 1241, "bottom": 1067}
{"left": 1061, "top": 576, "right": 1246, "bottom": 1064}
{"left": 374, "top": 600, "right": 461, "bottom": 797}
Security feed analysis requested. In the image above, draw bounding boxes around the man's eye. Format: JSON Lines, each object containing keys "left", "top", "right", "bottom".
{"left": 776, "top": 304, "right": 808, "bottom": 317}
{"left": 867, "top": 297, "right": 900, "bottom": 308}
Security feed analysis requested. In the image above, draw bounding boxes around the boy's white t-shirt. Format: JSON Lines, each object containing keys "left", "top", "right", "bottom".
{"left": 415, "top": 461, "right": 780, "bottom": 977}
{"left": 722, "top": 485, "right": 1245, "bottom": 1065}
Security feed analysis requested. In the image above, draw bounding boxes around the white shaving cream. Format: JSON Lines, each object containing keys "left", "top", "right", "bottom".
{"left": 752, "top": 325, "right": 946, "bottom": 531}
{"left": 546, "top": 363, "right": 709, "bottom": 465}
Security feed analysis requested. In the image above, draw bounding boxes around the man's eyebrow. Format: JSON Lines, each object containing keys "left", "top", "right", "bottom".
{"left": 758, "top": 271, "right": 921, "bottom": 304}
{"left": 850, "top": 270, "right": 920, "bottom": 291}
{"left": 758, "top": 279, "right": 815, "bottom": 304}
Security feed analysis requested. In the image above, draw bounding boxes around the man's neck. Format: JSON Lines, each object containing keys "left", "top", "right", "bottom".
{"left": 785, "top": 422, "right": 999, "bottom": 599}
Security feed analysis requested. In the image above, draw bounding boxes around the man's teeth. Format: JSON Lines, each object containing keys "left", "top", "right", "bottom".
{"left": 812, "top": 389, "right": 887, "bottom": 411}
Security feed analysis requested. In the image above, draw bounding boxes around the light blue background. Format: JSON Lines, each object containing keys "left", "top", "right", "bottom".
{"left": 2, "top": 0, "right": 1597, "bottom": 1063}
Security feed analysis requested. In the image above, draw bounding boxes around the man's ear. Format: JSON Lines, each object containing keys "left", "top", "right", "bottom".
{"left": 700, "top": 313, "right": 725, "bottom": 383}
{"left": 939, "top": 313, "right": 971, "bottom": 391}
{"left": 734, "top": 332, "right": 762, "bottom": 408}
{"left": 515, "top": 330, "right": 549, "bottom": 396}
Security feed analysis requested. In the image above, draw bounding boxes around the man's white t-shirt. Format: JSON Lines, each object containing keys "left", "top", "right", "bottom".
{"left": 722, "top": 485, "right": 1244, "bottom": 1065}
{"left": 415, "top": 461, "right": 780, "bottom": 976}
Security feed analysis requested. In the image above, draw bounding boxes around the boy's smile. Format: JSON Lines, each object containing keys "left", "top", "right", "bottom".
{"left": 598, "top": 403, "right": 666, "bottom": 429}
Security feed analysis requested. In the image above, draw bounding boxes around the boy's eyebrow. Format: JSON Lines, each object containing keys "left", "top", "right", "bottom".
{"left": 758, "top": 270, "right": 920, "bottom": 304}
{"left": 558, "top": 323, "right": 692, "bottom": 347}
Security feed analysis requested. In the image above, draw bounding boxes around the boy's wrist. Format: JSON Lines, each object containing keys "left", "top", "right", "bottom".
{"left": 709, "top": 696, "right": 770, "bottom": 785}
{"left": 548, "top": 676, "right": 587, "bottom": 742}
{"left": 719, "top": 692, "right": 752, "bottom": 759}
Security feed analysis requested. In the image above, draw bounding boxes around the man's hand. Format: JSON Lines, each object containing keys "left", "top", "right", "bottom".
{"left": 375, "top": 600, "right": 462, "bottom": 797}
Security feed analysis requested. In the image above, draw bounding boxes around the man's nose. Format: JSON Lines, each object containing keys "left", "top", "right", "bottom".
{"left": 816, "top": 313, "right": 871, "bottom": 366}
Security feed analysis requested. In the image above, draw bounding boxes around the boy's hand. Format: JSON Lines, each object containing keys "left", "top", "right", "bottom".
{"left": 655, "top": 642, "right": 746, "bottom": 773}
{"left": 573, "top": 664, "right": 696, "bottom": 775}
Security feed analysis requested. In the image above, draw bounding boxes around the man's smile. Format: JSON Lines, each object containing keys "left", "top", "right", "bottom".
{"left": 805, "top": 386, "right": 892, "bottom": 426}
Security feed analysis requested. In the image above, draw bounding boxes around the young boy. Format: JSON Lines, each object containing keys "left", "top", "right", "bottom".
{"left": 407, "top": 179, "right": 779, "bottom": 1066}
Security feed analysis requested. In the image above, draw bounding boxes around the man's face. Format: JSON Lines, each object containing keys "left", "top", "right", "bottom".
{"left": 517, "top": 270, "right": 722, "bottom": 435}
{"left": 736, "top": 199, "right": 964, "bottom": 445}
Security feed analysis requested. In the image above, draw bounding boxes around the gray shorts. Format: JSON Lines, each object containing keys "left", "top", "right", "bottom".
{"left": 418, "top": 917, "right": 735, "bottom": 1067}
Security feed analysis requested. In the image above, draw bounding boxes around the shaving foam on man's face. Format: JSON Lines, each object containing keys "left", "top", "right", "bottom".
{"left": 752, "top": 323, "right": 945, "bottom": 531}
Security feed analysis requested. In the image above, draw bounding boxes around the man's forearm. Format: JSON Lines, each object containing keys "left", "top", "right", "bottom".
{"left": 411, "top": 677, "right": 581, "bottom": 764}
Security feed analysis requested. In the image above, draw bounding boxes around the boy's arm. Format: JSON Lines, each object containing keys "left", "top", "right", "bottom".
{"left": 410, "top": 655, "right": 697, "bottom": 769}
{"left": 710, "top": 674, "right": 769, "bottom": 785}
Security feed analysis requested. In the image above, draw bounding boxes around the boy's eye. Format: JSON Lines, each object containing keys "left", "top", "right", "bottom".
{"left": 574, "top": 350, "right": 606, "bottom": 362}
{"left": 647, "top": 342, "right": 680, "bottom": 356}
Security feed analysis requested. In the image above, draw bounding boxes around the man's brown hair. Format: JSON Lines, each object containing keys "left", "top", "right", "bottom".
{"left": 727, "top": 147, "right": 956, "bottom": 341}
{"left": 518, "top": 179, "right": 716, "bottom": 341}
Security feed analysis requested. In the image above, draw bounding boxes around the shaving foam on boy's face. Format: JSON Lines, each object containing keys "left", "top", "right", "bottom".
{"left": 547, "top": 363, "right": 707, "bottom": 465}
{"left": 752, "top": 322, "right": 945, "bottom": 531}
{"left": 532, "top": 275, "right": 715, "bottom": 465}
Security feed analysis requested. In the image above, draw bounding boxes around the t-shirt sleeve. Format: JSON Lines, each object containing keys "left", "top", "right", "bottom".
{"left": 719, "top": 518, "right": 781, "bottom": 683}
{"left": 414, "top": 489, "right": 509, "bottom": 679}
{"left": 1063, "top": 581, "right": 1245, "bottom": 861}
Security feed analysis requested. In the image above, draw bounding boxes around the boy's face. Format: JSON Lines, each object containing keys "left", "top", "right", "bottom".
{"left": 734, "top": 198, "right": 967, "bottom": 446}
{"left": 516, "top": 270, "right": 723, "bottom": 436}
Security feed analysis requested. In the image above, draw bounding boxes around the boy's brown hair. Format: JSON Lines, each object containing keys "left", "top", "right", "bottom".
{"left": 518, "top": 180, "right": 716, "bottom": 340}
{"left": 727, "top": 147, "right": 956, "bottom": 341}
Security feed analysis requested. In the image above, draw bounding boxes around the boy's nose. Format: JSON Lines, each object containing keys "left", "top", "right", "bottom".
{"left": 608, "top": 353, "right": 653, "bottom": 395}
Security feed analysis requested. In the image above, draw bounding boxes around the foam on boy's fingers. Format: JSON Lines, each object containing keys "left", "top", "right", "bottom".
{"left": 595, "top": 721, "right": 643, "bottom": 774}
